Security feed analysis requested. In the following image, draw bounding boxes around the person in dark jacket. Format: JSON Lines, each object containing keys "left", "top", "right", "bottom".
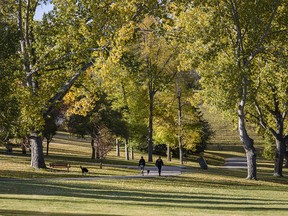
{"left": 138, "top": 156, "right": 146, "bottom": 176}
{"left": 155, "top": 156, "right": 164, "bottom": 176}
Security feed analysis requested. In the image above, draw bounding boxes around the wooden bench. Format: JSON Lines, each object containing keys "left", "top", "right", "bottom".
{"left": 49, "top": 163, "right": 71, "bottom": 172}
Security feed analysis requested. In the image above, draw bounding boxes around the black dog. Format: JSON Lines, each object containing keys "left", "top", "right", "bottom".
{"left": 80, "top": 166, "right": 89, "bottom": 175}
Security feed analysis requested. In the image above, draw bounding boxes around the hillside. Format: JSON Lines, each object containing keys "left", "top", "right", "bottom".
{"left": 200, "top": 105, "right": 264, "bottom": 164}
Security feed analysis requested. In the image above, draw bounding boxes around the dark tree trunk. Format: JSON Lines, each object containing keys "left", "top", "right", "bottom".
{"left": 91, "top": 139, "right": 95, "bottom": 159}
{"left": 148, "top": 85, "right": 154, "bottom": 162}
{"left": 30, "top": 133, "right": 46, "bottom": 169}
{"left": 96, "top": 140, "right": 100, "bottom": 159}
{"left": 284, "top": 151, "right": 288, "bottom": 168}
{"left": 99, "top": 159, "right": 103, "bottom": 169}
{"left": 46, "top": 139, "right": 50, "bottom": 156}
{"left": 130, "top": 146, "right": 134, "bottom": 160}
{"left": 125, "top": 138, "right": 129, "bottom": 160}
{"left": 116, "top": 138, "right": 120, "bottom": 157}
{"left": 21, "top": 143, "right": 27, "bottom": 154}
{"left": 274, "top": 139, "right": 285, "bottom": 176}
{"left": 167, "top": 144, "right": 171, "bottom": 161}
{"left": 177, "top": 84, "right": 183, "bottom": 165}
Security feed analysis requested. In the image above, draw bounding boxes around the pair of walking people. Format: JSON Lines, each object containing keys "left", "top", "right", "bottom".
{"left": 138, "top": 156, "right": 164, "bottom": 176}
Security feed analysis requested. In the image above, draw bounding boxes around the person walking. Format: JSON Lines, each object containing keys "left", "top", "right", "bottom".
{"left": 138, "top": 156, "right": 146, "bottom": 176}
{"left": 155, "top": 156, "right": 164, "bottom": 176}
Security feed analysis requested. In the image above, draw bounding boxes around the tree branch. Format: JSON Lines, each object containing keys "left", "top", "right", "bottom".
{"left": 254, "top": 100, "right": 267, "bottom": 130}
{"left": 245, "top": 0, "right": 281, "bottom": 67}
{"left": 44, "top": 60, "right": 94, "bottom": 118}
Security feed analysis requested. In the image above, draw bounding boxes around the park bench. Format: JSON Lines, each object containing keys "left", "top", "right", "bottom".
{"left": 49, "top": 163, "right": 71, "bottom": 172}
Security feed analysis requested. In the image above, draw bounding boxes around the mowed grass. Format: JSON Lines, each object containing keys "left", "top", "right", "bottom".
{"left": 0, "top": 168, "right": 287, "bottom": 216}
{"left": 0, "top": 127, "right": 287, "bottom": 215}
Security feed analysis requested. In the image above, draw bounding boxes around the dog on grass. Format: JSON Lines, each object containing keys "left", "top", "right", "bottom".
{"left": 80, "top": 166, "right": 89, "bottom": 175}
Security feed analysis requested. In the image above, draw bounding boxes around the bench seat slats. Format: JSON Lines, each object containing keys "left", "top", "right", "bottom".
{"left": 49, "top": 163, "right": 70, "bottom": 172}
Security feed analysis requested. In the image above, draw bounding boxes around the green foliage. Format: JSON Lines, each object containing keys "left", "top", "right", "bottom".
{"left": 262, "top": 143, "right": 276, "bottom": 161}
{"left": 66, "top": 91, "right": 128, "bottom": 139}
{"left": 0, "top": 10, "right": 20, "bottom": 142}
{"left": 177, "top": 1, "right": 288, "bottom": 164}
{"left": 154, "top": 71, "right": 213, "bottom": 154}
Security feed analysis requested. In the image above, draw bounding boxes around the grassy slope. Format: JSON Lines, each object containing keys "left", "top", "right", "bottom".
{"left": 0, "top": 111, "right": 287, "bottom": 215}
{"left": 201, "top": 106, "right": 265, "bottom": 166}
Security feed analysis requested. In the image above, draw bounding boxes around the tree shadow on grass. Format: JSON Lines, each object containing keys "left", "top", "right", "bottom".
{"left": 0, "top": 209, "right": 122, "bottom": 216}
{"left": 0, "top": 180, "right": 287, "bottom": 208}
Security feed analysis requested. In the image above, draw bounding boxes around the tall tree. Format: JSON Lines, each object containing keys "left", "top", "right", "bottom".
{"left": 10, "top": 0, "right": 160, "bottom": 168}
{"left": 178, "top": 0, "right": 284, "bottom": 179}
{"left": 0, "top": 6, "right": 20, "bottom": 145}
{"left": 154, "top": 71, "right": 212, "bottom": 164}
{"left": 120, "top": 16, "right": 180, "bottom": 162}
{"left": 248, "top": 49, "right": 288, "bottom": 176}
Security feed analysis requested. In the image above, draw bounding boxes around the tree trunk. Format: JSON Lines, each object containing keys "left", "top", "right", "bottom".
{"left": 238, "top": 116, "right": 257, "bottom": 179}
{"left": 96, "top": 140, "right": 100, "bottom": 159}
{"left": 238, "top": 81, "right": 257, "bottom": 180}
{"left": 116, "top": 138, "right": 120, "bottom": 157}
{"left": 167, "top": 144, "right": 171, "bottom": 161}
{"left": 284, "top": 151, "right": 288, "bottom": 168}
{"left": 130, "top": 146, "right": 134, "bottom": 160}
{"left": 99, "top": 159, "right": 103, "bottom": 169}
{"left": 244, "top": 147, "right": 257, "bottom": 179}
{"left": 125, "top": 138, "right": 129, "bottom": 160}
{"left": 148, "top": 85, "right": 154, "bottom": 162}
{"left": 177, "top": 84, "right": 183, "bottom": 165}
{"left": 30, "top": 133, "right": 46, "bottom": 169}
{"left": 91, "top": 139, "right": 95, "bottom": 159}
{"left": 46, "top": 139, "right": 50, "bottom": 156}
{"left": 274, "top": 139, "right": 285, "bottom": 176}
{"left": 21, "top": 140, "right": 27, "bottom": 154}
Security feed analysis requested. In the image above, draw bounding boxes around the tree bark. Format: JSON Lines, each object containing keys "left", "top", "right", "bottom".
{"left": 244, "top": 147, "right": 257, "bottom": 179}
{"left": 21, "top": 137, "right": 28, "bottom": 154}
{"left": 96, "top": 139, "right": 100, "bottom": 159}
{"left": 274, "top": 138, "right": 285, "bottom": 176}
{"left": 167, "top": 144, "right": 171, "bottom": 161}
{"left": 99, "top": 159, "right": 103, "bottom": 169}
{"left": 130, "top": 146, "right": 134, "bottom": 160}
{"left": 91, "top": 139, "right": 95, "bottom": 159}
{"left": 238, "top": 80, "right": 257, "bottom": 180}
{"left": 125, "top": 138, "right": 129, "bottom": 160}
{"left": 30, "top": 133, "right": 46, "bottom": 169}
{"left": 177, "top": 82, "right": 183, "bottom": 165}
{"left": 21, "top": 144, "right": 27, "bottom": 154}
{"left": 284, "top": 151, "right": 288, "bottom": 168}
{"left": 46, "top": 139, "right": 50, "bottom": 156}
{"left": 238, "top": 109, "right": 257, "bottom": 180}
{"left": 116, "top": 138, "right": 120, "bottom": 157}
{"left": 148, "top": 82, "right": 154, "bottom": 162}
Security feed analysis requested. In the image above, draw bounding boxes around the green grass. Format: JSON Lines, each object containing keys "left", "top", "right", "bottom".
{"left": 0, "top": 114, "right": 287, "bottom": 215}
{"left": 0, "top": 168, "right": 287, "bottom": 216}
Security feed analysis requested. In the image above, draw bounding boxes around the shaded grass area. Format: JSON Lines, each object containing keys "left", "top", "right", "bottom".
{"left": 0, "top": 168, "right": 287, "bottom": 216}
{"left": 0, "top": 120, "right": 287, "bottom": 215}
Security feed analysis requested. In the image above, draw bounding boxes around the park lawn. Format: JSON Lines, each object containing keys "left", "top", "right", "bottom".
{"left": 0, "top": 130, "right": 287, "bottom": 215}
{"left": 0, "top": 167, "right": 287, "bottom": 216}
